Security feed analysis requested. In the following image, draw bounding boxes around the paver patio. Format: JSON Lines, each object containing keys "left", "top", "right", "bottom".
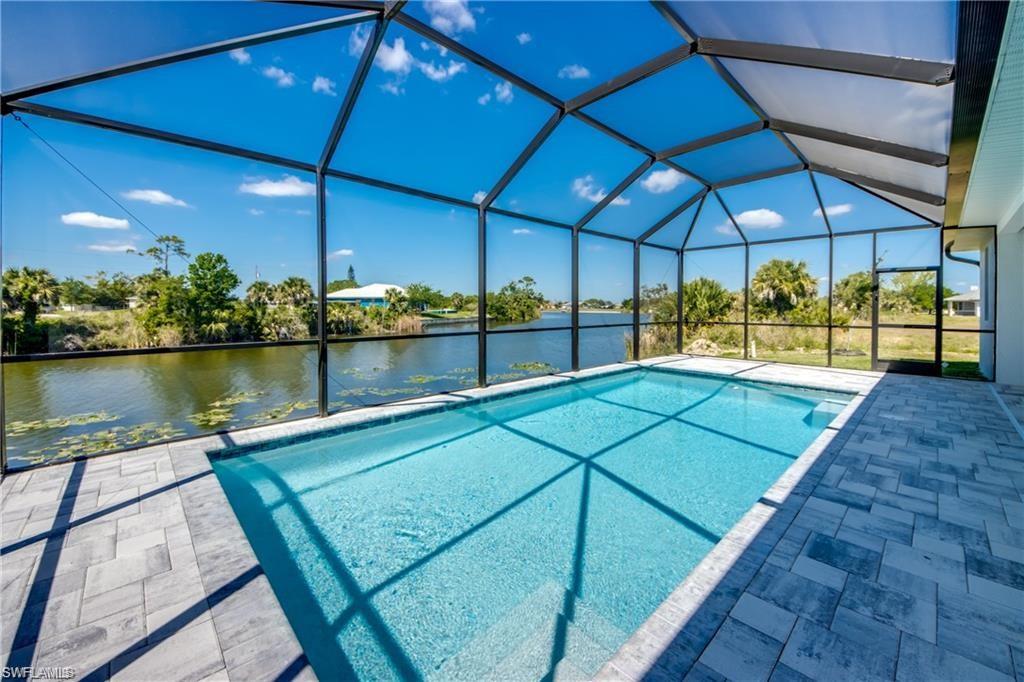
{"left": 2, "top": 357, "right": 1022, "bottom": 681}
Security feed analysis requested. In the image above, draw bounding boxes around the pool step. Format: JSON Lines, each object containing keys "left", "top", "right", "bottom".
{"left": 430, "top": 580, "right": 626, "bottom": 681}
{"left": 806, "top": 399, "right": 847, "bottom": 427}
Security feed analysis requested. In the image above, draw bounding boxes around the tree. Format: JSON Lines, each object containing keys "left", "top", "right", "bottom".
{"left": 640, "top": 283, "right": 676, "bottom": 322}
{"left": 136, "top": 275, "right": 189, "bottom": 338}
{"left": 488, "top": 276, "right": 545, "bottom": 322}
{"left": 2, "top": 267, "right": 60, "bottom": 326}
{"left": 833, "top": 271, "right": 872, "bottom": 321}
{"left": 245, "top": 280, "right": 274, "bottom": 307}
{"left": 186, "top": 253, "right": 240, "bottom": 337}
{"left": 682, "top": 277, "right": 733, "bottom": 324}
{"left": 405, "top": 282, "right": 445, "bottom": 310}
{"left": 449, "top": 292, "right": 467, "bottom": 311}
{"left": 60, "top": 278, "right": 95, "bottom": 307}
{"left": 347, "top": 264, "right": 356, "bottom": 282}
{"left": 383, "top": 287, "right": 411, "bottom": 316}
{"left": 884, "top": 272, "right": 951, "bottom": 315}
{"left": 273, "top": 277, "right": 314, "bottom": 307}
{"left": 139, "top": 235, "right": 189, "bottom": 275}
{"left": 326, "top": 279, "right": 357, "bottom": 293}
{"left": 89, "top": 271, "right": 134, "bottom": 308}
{"left": 750, "top": 259, "right": 818, "bottom": 318}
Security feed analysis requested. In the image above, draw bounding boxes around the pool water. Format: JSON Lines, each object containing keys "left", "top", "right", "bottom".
{"left": 212, "top": 368, "right": 851, "bottom": 680}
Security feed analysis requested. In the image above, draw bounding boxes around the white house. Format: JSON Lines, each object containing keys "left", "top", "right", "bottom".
{"left": 325, "top": 283, "right": 406, "bottom": 308}
{"left": 944, "top": 287, "right": 981, "bottom": 316}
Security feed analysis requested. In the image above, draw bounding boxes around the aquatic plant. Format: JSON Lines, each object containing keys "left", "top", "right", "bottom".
{"left": 187, "top": 390, "right": 268, "bottom": 428}
{"left": 509, "top": 362, "right": 558, "bottom": 373}
{"left": 187, "top": 407, "right": 236, "bottom": 428}
{"left": 7, "top": 411, "right": 121, "bottom": 437}
{"left": 247, "top": 399, "right": 318, "bottom": 422}
{"left": 24, "top": 422, "right": 186, "bottom": 464}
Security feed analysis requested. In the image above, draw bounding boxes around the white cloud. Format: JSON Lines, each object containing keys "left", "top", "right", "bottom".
{"left": 714, "top": 222, "right": 739, "bottom": 236}
{"left": 420, "top": 41, "right": 431, "bottom": 51}
{"left": 571, "top": 175, "right": 630, "bottom": 206}
{"left": 477, "top": 92, "right": 492, "bottom": 105}
{"left": 417, "top": 59, "right": 467, "bottom": 82}
{"left": 512, "top": 228, "right": 533, "bottom": 235}
{"left": 472, "top": 190, "right": 487, "bottom": 203}
{"left": 121, "top": 188, "right": 189, "bottom": 207}
{"left": 424, "top": 0, "right": 476, "bottom": 35}
{"left": 249, "top": 208, "right": 265, "bottom": 216}
{"left": 262, "top": 65, "right": 295, "bottom": 87}
{"left": 640, "top": 168, "right": 685, "bottom": 195}
{"left": 558, "top": 64, "right": 591, "bottom": 80}
{"left": 516, "top": 32, "right": 532, "bottom": 45}
{"left": 494, "top": 80, "right": 514, "bottom": 104}
{"left": 813, "top": 203, "right": 853, "bottom": 218}
{"left": 87, "top": 242, "right": 136, "bottom": 253}
{"left": 61, "top": 211, "right": 129, "bottom": 229}
{"left": 238, "top": 174, "right": 315, "bottom": 197}
{"left": 229, "top": 48, "right": 251, "bottom": 65}
{"left": 349, "top": 25, "right": 370, "bottom": 56}
{"left": 312, "top": 75, "right": 337, "bottom": 96}
{"left": 328, "top": 248, "right": 354, "bottom": 259}
{"left": 374, "top": 36, "right": 415, "bottom": 94}
{"left": 294, "top": 209, "right": 312, "bottom": 216}
{"left": 734, "top": 208, "right": 784, "bottom": 229}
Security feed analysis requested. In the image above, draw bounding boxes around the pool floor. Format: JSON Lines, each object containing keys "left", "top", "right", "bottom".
{"left": 212, "top": 369, "right": 851, "bottom": 680}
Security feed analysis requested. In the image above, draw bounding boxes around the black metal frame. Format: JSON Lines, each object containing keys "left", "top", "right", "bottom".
{"left": 0, "top": 0, "right": 1004, "bottom": 473}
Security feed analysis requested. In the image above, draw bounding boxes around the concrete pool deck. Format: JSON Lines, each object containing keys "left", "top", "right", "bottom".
{"left": 2, "top": 356, "right": 1022, "bottom": 681}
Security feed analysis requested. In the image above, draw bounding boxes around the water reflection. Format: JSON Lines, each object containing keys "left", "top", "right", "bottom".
{"left": 4, "top": 313, "right": 648, "bottom": 468}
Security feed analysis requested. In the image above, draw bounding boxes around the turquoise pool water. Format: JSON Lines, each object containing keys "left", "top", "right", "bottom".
{"left": 212, "top": 368, "right": 851, "bottom": 681}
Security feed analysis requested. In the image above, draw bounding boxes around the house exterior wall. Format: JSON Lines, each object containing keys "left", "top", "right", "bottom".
{"left": 995, "top": 200, "right": 1024, "bottom": 385}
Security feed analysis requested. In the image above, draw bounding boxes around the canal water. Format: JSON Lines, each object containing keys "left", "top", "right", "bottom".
{"left": 4, "top": 312, "right": 650, "bottom": 467}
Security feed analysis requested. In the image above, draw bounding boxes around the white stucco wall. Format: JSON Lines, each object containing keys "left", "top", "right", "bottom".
{"left": 996, "top": 200, "right": 1024, "bottom": 385}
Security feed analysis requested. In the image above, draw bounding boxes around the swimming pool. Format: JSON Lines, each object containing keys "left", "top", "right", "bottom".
{"left": 211, "top": 367, "right": 852, "bottom": 680}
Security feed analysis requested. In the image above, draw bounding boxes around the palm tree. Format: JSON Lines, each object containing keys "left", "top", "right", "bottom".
{"left": 750, "top": 259, "right": 817, "bottom": 318}
{"left": 683, "top": 277, "right": 733, "bottom": 324}
{"left": 246, "top": 280, "right": 274, "bottom": 307}
{"left": 2, "top": 267, "right": 60, "bottom": 326}
{"left": 273, "top": 277, "right": 313, "bottom": 307}
{"left": 384, "top": 287, "right": 410, "bottom": 315}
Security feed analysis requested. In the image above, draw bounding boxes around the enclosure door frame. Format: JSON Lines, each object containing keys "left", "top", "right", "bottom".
{"left": 871, "top": 265, "right": 942, "bottom": 376}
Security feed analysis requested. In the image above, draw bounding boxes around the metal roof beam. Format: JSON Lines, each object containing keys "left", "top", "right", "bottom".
{"left": 319, "top": 16, "right": 387, "bottom": 169}
{"left": 637, "top": 188, "right": 707, "bottom": 244}
{"left": 713, "top": 191, "right": 748, "bottom": 244}
{"left": 713, "top": 163, "right": 806, "bottom": 189}
{"left": 770, "top": 119, "right": 949, "bottom": 166}
{"left": 810, "top": 164, "right": 946, "bottom": 206}
{"left": 697, "top": 37, "right": 955, "bottom": 85}
{"left": 565, "top": 44, "right": 694, "bottom": 112}
{"left": 657, "top": 120, "right": 766, "bottom": 160}
{"left": 681, "top": 193, "right": 707, "bottom": 250}
{"left": 393, "top": 13, "right": 562, "bottom": 109}
{"left": 575, "top": 158, "right": 655, "bottom": 230}
{"left": 7, "top": 101, "right": 316, "bottom": 173}
{"left": 482, "top": 111, "right": 565, "bottom": 208}
{"left": 1, "top": 11, "right": 379, "bottom": 105}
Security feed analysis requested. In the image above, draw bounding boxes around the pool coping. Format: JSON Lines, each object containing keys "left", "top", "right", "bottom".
{"left": 595, "top": 356, "right": 879, "bottom": 680}
{"left": 179, "top": 355, "right": 875, "bottom": 680}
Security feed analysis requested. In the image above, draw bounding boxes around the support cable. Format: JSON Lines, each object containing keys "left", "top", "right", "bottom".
{"left": 11, "top": 114, "right": 189, "bottom": 265}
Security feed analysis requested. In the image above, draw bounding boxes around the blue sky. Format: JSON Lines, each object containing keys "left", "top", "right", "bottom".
{"left": 2, "top": 1, "right": 972, "bottom": 305}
